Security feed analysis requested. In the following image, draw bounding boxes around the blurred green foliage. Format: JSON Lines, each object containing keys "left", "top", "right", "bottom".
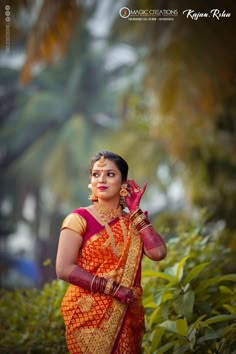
{"left": 0, "top": 280, "right": 68, "bottom": 354}
{"left": 142, "top": 222, "right": 236, "bottom": 353}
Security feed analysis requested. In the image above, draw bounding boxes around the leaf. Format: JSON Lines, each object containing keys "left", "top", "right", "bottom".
{"left": 143, "top": 301, "right": 157, "bottom": 309}
{"left": 203, "top": 314, "right": 236, "bottom": 326}
{"left": 176, "top": 319, "right": 189, "bottom": 336}
{"left": 197, "top": 327, "right": 225, "bottom": 344}
{"left": 175, "top": 256, "right": 190, "bottom": 281}
{"left": 143, "top": 295, "right": 157, "bottom": 308}
{"left": 43, "top": 258, "right": 52, "bottom": 266}
{"left": 159, "top": 319, "right": 177, "bottom": 333}
{"left": 156, "top": 340, "right": 179, "bottom": 353}
{"left": 149, "top": 307, "right": 161, "bottom": 327}
{"left": 195, "top": 274, "right": 236, "bottom": 294}
{"left": 159, "top": 319, "right": 188, "bottom": 336}
{"left": 151, "top": 327, "right": 165, "bottom": 352}
{"left": 219, "top": 285, "right": 235, "bottom": 295}
{"left": 173, "top": 289, "right": 195, "bottom": 318}
{"left": 162, "top": 292, "right": 174, "bottom": 303}
{"left": 142, "top": 270, "right": 177, "bottom": 282}
{"left": 223, "top": 304, "right": 236, "bottom": 314}
{"left": 187, "top": 315, "right": 207, "bottom": 335}
{"left": 20, "top": 0, "right": 79, "bottom": 84}
{"left": 183, "top": 262, "right": 210, "bottom": 284}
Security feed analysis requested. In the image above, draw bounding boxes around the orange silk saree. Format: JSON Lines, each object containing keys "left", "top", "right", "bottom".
{"left": 61, "top": 208, "right": 145, "bottom": 354}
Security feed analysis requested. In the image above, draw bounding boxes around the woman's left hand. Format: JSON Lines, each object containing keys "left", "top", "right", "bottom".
{"left": 125, "top": 179, "right": 147, "bottom": 213}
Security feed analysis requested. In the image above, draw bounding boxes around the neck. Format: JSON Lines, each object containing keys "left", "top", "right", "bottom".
{"left": 96, "top": 199, "right": 121, "bottom": 210}
{"left": 94, "top": 200, "right": 122, "bottom": 223}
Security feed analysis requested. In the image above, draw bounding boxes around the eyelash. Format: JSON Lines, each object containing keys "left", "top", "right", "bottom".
{"left": 92, "top": 172, "right": 115, "bottom": 178}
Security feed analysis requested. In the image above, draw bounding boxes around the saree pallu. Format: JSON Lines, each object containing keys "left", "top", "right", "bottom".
{"left": 61, "top": 208, "right": 145, "bottom": 354}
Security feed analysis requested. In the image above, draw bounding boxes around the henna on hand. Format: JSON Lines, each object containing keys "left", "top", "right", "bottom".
{"left": 140, "top": 226, "right": 165, "bottom": 250}
{"left": 68, "top": 266, "right": 107, "bottom": 293}
{"left": 125, "top": 180, "right": 147, "bottom": 213}
{"left": 114, "top": 285, "right": 136, "bottom": 304}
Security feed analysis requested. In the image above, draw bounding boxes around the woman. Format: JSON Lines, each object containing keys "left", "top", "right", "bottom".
{"left": 56, "top": 151, "right": 167, "bottom": 354}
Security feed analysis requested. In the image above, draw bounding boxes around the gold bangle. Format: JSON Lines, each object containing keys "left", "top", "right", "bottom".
{"left": 136, "top": 220, "right": 148, "bottom": 229}
{"left": 104, "top": 278, "right": 114, "bottom": 295}
{"left": 113, "top": 284, "right": 121, "bottom": 297}
{"left": 132, "top": 213, "right": 146, "bottom": 226}
{"left": 90, "top": 275, "right": 97, "bottom": 293}
{"left": 130, "top": 208, "right": 143, "bottom": 220}
{"left": 139, "top": 223, "right": 152, "bottom": 232}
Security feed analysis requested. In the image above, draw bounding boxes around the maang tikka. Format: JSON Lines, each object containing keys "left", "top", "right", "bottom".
{"left": 97, "top": 155, "right": 107, "bottom": 167}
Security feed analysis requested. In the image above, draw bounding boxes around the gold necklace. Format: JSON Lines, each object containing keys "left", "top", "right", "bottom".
{"left": 94, "top": 202, "right": 122, "bottom": 223}
{"left": 103, "top": 218, "right": 127, "bottom": 258}
{"left": 94, "top": 202, "right": 127, "bottom": 258}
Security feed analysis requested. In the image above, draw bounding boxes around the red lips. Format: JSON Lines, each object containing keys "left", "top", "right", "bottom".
{"left": 97, "top": 186, "right": 108, "bottom": 191}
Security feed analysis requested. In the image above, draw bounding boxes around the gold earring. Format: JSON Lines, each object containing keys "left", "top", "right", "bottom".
{"left": 120, "top": 184, "right": 128, "bottom": 197}
{"left": 88, "top": 183, "right": 98, "bottom": 202}
{"left": 88, "top": 193, "right": 98, "bottom": 202}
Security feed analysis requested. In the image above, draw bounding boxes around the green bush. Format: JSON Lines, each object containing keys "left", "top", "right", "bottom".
{"left": 142, "top": 225, "right": 236, "bottom": 353}
{"left": 0, "top": 224, "right": 235, "bottom": 353}
{"left": 0, "top": 280, "right": 68, "bottom": 354}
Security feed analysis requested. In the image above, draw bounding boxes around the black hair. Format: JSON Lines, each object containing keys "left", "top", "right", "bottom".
{"left": 89, "top": 150, "right": 128, "bottom": 182}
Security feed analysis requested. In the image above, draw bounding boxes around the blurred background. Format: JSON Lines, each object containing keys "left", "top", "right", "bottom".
{"left": 0, "top": 0, "right": 236, "bottom": 289}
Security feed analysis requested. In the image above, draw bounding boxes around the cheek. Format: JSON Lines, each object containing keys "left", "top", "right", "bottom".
{"left": 90, "top": 179, "right": 97, "bottom": 193}
{"left": 111, "top": 178, "right": 122, "bottom": 188}
{"left": 91, "top": 177, "right": 97, "bottom": 185}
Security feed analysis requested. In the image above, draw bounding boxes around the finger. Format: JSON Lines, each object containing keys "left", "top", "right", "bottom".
{"left": 141, "top": 183, "right": 147, "bottom": 194}
{"left": 127, "top": 179, "right": 137, "bottom": 187}
{"left": 133, "top": 180, "right": 140, "bottom": 189}
{"left": 126, "top": 180, "right": 133, "bottom": 190}
{"left": 129, "top": 180, "right": 142, "bottom": 192}
{"left": 129, "top": 180, "right": 140, "bottom": 191}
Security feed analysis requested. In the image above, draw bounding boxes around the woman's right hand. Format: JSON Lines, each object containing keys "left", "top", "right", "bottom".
{"left": 114, "top": 285, "right": 136, "bottom": 304}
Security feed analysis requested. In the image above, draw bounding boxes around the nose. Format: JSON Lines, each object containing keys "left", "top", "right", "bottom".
{"left": 99, "top": 172, "right": 106, "bottom": 183}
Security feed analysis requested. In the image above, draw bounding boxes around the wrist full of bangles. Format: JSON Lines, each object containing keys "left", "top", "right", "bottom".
{"left": 130, "top": 208, "right": 151, "bottom": 232}
{"left": 130, "top": 208, "right": 165, "bottom": 250}
{"left": 90, "top": 275, "right": 121, "bottom": 296}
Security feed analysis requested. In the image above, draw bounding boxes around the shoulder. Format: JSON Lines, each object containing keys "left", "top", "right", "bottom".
{"left": 61, "top": 208, "right": 87, "bottom": 235}
{"left": 72, "top": 206, "right": 92, "bottom": 219}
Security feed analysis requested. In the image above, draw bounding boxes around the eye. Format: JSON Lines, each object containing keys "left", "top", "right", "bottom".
{"left": 92, "top": 172, "right": 100, "bottom": 177}
{"left": 107, "top": 172, "right": 115, "bottom": 177}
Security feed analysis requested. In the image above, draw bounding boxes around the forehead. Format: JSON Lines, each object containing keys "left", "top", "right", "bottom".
{"left": 92, "top": 159, "right": 119, "bottom": 171}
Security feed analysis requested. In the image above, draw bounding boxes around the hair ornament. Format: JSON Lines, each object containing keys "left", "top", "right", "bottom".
{"left": 97, "top": 155, "right": 107, "bottom": 167}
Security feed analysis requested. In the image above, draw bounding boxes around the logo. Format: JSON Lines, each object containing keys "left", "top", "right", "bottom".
{"left": 119, "top": 7, "right": 178, "bottom": 21}
{"left": 119, "top": 7, "right": 130, "bottom": 18}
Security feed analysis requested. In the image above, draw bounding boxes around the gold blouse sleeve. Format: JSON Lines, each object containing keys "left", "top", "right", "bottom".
{"left": 61, "top": 213, "right": 87, "bottom": 236}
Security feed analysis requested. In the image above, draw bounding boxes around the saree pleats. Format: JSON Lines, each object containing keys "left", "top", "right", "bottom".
{"left": 61, "top": 213, "right": 145, "bottom": 354}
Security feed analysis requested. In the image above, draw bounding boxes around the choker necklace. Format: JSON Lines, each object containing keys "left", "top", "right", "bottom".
{"left": 94, "top": 202, "right": 122, "bottom": 223}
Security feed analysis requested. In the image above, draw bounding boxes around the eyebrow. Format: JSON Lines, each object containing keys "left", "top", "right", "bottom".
{"left": 92, "top": 169, "right": 117, "bottom": 172}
